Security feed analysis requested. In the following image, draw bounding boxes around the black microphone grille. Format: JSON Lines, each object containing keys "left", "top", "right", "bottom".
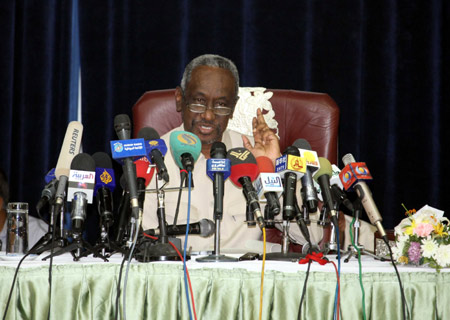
{"left": 92, "top": 152, "right": 113, "bottom": 169}
{"left": 283, "top": 145, "right": 300, "bottom": 156}
{"left": 211, "top": 141, "right": 227, "bottom": 159}
{"left": 70, "top": 153, "right": 95, "bottom": 171}
{"left": 199, "top": 219, "right": 215, "bottom": 237}
{"left": 137, "top": 127, "right": 160, "bottom": 140}
{"left": 227, "top": 147, "right": 256, "bottom": 166}
{"left": 292, "top": 138, "right": 312, "bottom": 150}
{"left": 114, "top": 114, "right": 131, "bottom": 135}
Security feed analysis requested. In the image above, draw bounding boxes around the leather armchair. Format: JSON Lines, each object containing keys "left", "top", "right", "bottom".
{"left": 132, "top": 89, "right": 340, "bottom": 164}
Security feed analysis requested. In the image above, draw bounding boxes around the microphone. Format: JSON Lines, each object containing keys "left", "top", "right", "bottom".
{"left": 340, "top": 153, "right": 387, "bottom": 238}
{"left": 227, "top": 147, "right": 265, "bottom": 229}
{"left": 144, "top": 219, "right": 215, "bottom": 238}
{"left": 169, "top": 131, "right": 202, "bottom": 172}
{"left": 275, "top": 147, "right": 310, "bottom": 248}
{"left": 276, "top": 146, "right": 304, "bottom": 220}
{"left": 54, "top": 121, "right": 84, "bottom": 212}
{"left": 115, "top": 175, "right": 131, "bottom": 244}
{"left": 313, "top": 157, "right": 339, "bottom": 226}
{"left": 293, "top": 139, "right": 320, "bottom": 213}
{"left": 113, "top": 114, "right": 140, "bottom": 220}
{"left": 254, "top": 156, "right": 282, "bottom": 217}
{"left": 206, "top": 142, "right": 231, "bottom": 220}
{"left": 138, "top": 127, "right": 169, "bottom": 183}
{"left": 36, "top": 169, "right": 58, "bottom": 213}
{"left": 135, "top": 156, "right": 155, "bottom": 212}
{"left": 68, "top": 153, "right": 96, "bottom": 233}
{"left": 92, "top": 152, "right": 116, "bottom": 227}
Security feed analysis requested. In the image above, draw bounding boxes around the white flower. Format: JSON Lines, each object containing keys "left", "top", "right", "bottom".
{"left": 433, "top": 244, "right": 450, "bottom": 267}
{"left": 391, "top": 244, "right": 403, "bottom": 260}
{"left": 421, "top": 237, "right": 438, "bottom": 258}
{"left": 392, "top": 235, "right": 408, "bottom": 259}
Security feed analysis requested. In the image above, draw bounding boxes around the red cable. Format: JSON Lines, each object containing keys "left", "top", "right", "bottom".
{"left": 299, "top": 252, "right": 340, "bottom": 320}
{"left": 143, "top": 233, "right": 198, "bottom": 320}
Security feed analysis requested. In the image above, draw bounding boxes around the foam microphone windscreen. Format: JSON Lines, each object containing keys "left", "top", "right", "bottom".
{"left": 92, "top": 152, "right": 115, "bottom": 194}
{"left": 135, "top": 157, "right": 155, "bottom": 186}
{"left": 169, "top": 131, "right": 202, "bottom": 169}
{"left": 256, "top": 156, "right": 274, "bottom": 173}
{"left": 137, "top": 127, "right": 160, "bottom": 140}
{"left": 313, "top": 157, "right": 333, "bottom": 182}
{"left": 71, "top": 153, "right": 96, "bottom": 171}
{"left": 283, "top": 145, "right": 300, "bottom": 156}
{"left": 55, "top": 121, "right": 83, "bottom": 179}
{"left": 92, "top": 152, "right": 113, "bottom": 169}
{"left": 227, "top": 148, "right": 259, "bottom": 186}
{"left": 114, "top": 114, "right": 131, "bottom": 140}
{"left": 293, "top": 138, "right": 312, "bottom": 150}
{"left": 211, "top": 141, "right": 227, "bottom": 159}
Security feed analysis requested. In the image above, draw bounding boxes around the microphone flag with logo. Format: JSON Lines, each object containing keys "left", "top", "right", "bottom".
{"left": 227, "top": 147, "right": 265, "bottom": 228}
{"left": 340, "top": 153, "right": 386, "bottom": 238}
{"left": 137, "top": 127, "right": 169, "bottom": 182}
{"left": 169, "top": 131, "right": 201, "bottom": 171}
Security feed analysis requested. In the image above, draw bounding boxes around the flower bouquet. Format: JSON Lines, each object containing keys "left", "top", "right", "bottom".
{"left": 393, "top": 205, "right": 450, "bottom": 271}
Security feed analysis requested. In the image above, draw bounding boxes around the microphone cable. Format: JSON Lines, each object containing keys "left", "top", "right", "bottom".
{"left": 259, "top": 227, "right": 267, "bottom": 320}
{"left": 114, "top": 254, "right": 127, "bottom": 320}
{"left": 142, "top": 232, "right": 198, "bottom": 320}
{"left": 172, "top": 169, "right": 188, "bottom": 226}
{"left": 183, "top": 171, "right": 194, "bottom": 320}
{"left": 46, "top": 204, "right": 60, "bottom": 320}
{"left": 297, "top": 259, "right": 312, "bottom": 320}
{"left": 2, "top": 252, "right": 32, "bottom": 320}
{"left": 333, "top": 218, "right": 341, "bottom": 320}
{"left": 121, "top": 212, "right": 141, "bottom": 320}
{"left": 349, "top": 215, "right": 366, "bottom": 320}
{"left": 384, "top": 237, "right": 410, "bottom": 320}
{"left": 297, "top": 252, "right": 340, "bottom": 320}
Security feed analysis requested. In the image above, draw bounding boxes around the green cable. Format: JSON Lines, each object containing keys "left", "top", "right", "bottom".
{"left": 349, "top": 217, "right": 367, "bottom": 320}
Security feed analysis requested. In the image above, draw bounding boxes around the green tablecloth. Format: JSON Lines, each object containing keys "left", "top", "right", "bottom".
{"left": 1, "top": 262, "right": 449, "bottom": 319}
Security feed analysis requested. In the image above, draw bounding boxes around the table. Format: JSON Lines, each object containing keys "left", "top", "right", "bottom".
{"left": 1, "top": 252, "right": 449, "bottom": 319}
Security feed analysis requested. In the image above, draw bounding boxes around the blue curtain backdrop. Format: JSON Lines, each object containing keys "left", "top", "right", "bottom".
{"left": 1, "top": 0, "right": 449, "bottom": 231}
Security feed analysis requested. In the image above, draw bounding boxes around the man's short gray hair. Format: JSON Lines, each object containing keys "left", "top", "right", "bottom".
{"left": 180, "top": 54, "right": 239, "bottom": 97}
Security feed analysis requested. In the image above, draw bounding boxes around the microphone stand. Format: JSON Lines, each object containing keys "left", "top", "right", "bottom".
{"left": 343, "top": 199, "right": 384, "bottom": 262}
{"left": 264, "top": 199, "right": 305, "bottom": 261}
{"left": 197, "top": 187, "right": 237, "bottom": 263}
{"left": 29, "top": 200, "right": 67, "bottom": 255}
{"left": 134, "top": 176, "right": 183, "bottom": 262}
{"left": 42, "top": 196, "right": 108, "bottom": 262}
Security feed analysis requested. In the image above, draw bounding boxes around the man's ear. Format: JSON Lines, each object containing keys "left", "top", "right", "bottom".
{"left": 175, "top": 87, "right": 183, "bottom": 112}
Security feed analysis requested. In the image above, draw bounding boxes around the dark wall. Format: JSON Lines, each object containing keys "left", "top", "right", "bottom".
{"left": 1, "top": 1, "right": 449, "bottom": 229}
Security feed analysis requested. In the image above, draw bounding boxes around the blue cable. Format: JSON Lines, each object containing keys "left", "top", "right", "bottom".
{"left": 334, "top": 224, "right": 341, "bottom": 320}
{"left": 183, "top": 171, "right": 193, "bottom": 320}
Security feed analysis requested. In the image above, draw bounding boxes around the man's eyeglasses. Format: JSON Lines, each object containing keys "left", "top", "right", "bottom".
{"left": 186, "top": 103, "right": 233, "bottom": 116}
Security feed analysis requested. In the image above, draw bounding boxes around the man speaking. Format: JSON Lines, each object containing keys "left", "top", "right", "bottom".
{"left": 142, "top": 54, "right": 282, "bottom": 252}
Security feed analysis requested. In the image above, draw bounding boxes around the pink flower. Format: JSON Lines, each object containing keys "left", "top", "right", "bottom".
{"left": 408, "top": 242, "right": 421, "bottom": 264}
{"left": 413, "top": 223, "right": 434, "bottom": 237}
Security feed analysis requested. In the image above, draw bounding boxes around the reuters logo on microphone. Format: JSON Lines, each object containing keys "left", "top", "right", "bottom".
{"left": 100, "top": 169, "right": 112, "bottom": 184}
{"left": 177, "top": 133, "right": 197, "bottom": 145}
